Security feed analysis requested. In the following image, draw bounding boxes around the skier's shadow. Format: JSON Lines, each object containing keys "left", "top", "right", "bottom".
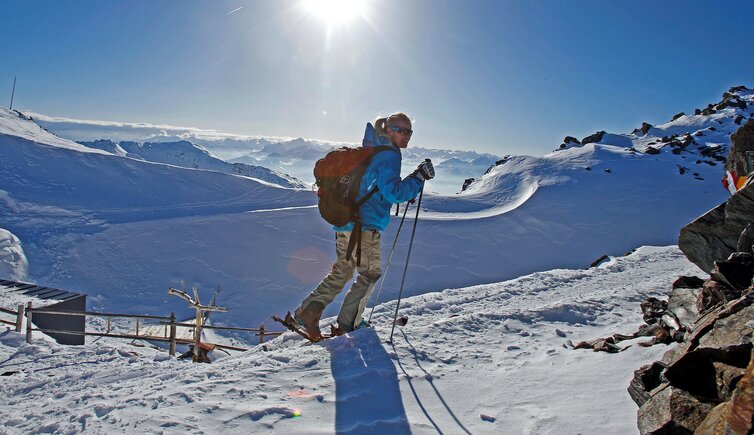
{"left": 326, "top": 328, "right": 410, "bottom": 434}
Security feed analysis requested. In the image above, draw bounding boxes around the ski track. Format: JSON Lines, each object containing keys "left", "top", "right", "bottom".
{"left": 0, "top": 246, "right": 699, "bottom": 434}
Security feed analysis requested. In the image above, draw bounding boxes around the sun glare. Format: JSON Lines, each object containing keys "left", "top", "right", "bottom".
{"left": 302, "top": 0, "right": 368, "bottom": 27}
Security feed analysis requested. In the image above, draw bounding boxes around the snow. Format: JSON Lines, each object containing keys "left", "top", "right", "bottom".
{"left": 0, "top": 246, "right": 700, "bottom": 433}
{"left": 79, "top": 139, "right": 307, "bottom": 189}
{"left": 0, "top": 228, "right": 27, "bottom": 282}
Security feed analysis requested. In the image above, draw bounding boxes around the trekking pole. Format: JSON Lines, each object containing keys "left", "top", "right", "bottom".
{"left": 388, "top": 180, "right": 426, "bottom": 344}
{"left": 367, "top": 198, "right": 412, "bottom": 323}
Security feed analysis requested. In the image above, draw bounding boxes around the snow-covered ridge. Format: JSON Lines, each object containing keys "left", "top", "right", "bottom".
{"left": 79, "top": 139, "right": 307, "bottom": 189}
{"left": 465, "top": 85, "right": 753, "bottom": 193}
{"left": 31, "top": 113, "right": 501, "bottom": 195}
{"left": 0, "top": 107, "right": 317, "bottom": 228}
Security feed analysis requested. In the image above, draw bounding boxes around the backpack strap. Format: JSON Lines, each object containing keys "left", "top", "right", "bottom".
{"left": 344, "top": 146, "right": 394, "bottom": 266}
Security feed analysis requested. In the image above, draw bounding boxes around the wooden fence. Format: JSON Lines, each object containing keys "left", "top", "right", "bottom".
{"left": 0, "top": 303, "right": 283, "bottom": 356}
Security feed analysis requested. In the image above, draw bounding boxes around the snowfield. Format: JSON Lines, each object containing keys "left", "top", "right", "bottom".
{"left": 0, "top": 246, "right": 700, "bottom": 434}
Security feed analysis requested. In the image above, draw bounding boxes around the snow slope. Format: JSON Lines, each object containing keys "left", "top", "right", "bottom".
{"left": 79, "top": 139, "right": 307, "bottom": 189}
{"left": 1, "top": 88, "right": 750, "bottom": 328}
{"left": 0, "top": 246, "right": 699, "bottom": 434}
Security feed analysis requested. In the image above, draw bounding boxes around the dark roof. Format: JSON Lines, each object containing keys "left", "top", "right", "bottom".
{"left": 0, "top": 279, "right": 85, "bottom": 303}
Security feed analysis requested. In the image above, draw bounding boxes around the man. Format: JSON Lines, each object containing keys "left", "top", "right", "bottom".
{"left": 294, "top": 112, "right": 435, "bottom": 339}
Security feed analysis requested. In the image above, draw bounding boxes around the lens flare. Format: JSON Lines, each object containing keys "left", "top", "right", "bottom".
{"left": 301, "top": 0, "right": 368, "bottom": 27}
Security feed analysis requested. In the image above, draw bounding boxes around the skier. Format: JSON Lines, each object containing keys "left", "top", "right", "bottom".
{"left": 294, "top": 112, "right": 435, "bottom": 340}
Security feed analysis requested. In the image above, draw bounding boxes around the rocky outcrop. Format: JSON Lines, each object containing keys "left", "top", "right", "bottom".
{"left": 726, "top": 118, "right": 754, "bottom": 177}
{"left": 679, "top": 182, "right": 754, "bottom": 274}
{"left": 558, "top": 136, "right": 582, "bottom": 150}
{"left": 581, "top": 131, "right": 606, "bottom": 145}
{"left": 630, "top": 287, "right": 753, "bottom": 434}
{"left": 629, "top": 212, "right": 754, "bottom": 434}
{"left": 695, "top": 349, "right": 754, "bottom": 435}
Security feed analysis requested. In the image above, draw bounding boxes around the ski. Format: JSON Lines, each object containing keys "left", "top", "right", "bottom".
{"left": 271, "top": 311, "right": 342, "bottom": 343}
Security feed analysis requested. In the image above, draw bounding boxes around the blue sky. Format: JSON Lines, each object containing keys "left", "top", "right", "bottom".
{"left": 2, "top": 0, "right": 753, "bottom": 155}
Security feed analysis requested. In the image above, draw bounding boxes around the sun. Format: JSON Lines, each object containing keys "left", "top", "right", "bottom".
{"left": 301, "top": 0, "right": 368, "bottom": 27}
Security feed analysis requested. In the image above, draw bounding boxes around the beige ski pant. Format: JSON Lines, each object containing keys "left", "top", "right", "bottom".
{"left": 300, "top": 230, "right": 382, "bottom": 329}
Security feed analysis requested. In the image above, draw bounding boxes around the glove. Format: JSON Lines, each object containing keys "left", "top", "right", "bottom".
{"left": 412, "top": 160, "right": 435, "bottom": 181}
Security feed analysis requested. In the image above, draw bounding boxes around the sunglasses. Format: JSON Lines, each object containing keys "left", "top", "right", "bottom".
{"left": 389, "top": 126, "right": 413, "bottom": 136}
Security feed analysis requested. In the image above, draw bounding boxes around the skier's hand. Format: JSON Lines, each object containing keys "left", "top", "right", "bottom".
{"left": 412, "top": 160, "right": 435, "bottom": 181}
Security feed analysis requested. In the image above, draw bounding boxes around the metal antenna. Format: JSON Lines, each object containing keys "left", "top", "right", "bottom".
{"left": 9, "top": 76, "right": 17, "bottom": 110}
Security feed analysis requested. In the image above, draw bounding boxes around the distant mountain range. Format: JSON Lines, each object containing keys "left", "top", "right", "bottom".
{"left": 31, "top": 115, "right": 501, "bottom": 195}
{"left": 78, "top": 139, "right": 306, "bottom": 189}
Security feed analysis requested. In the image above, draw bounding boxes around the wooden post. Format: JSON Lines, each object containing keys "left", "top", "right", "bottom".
{"left": 135, "top": 319, "right": 140, "bottom": 336}
{"left": 15, "top": 303, "right": 24, "bottom": 333}
{"left": 106, "top": 318, "right": 111, "bottom": 334}
{"left": 259, "top": 324, "right": 266, "bottom": 344}
{"left": 193, "top": 309, "right": 202, "bottom": 362}
{"left": 168, "top": 312, "right": 176, "bottom": 357}
{"left": 25, "top": 302, "right": 32, "bottom": 344}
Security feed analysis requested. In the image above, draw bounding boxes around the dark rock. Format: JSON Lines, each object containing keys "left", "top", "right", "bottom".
{"left": 679, "top": 182, "right": 754, "bottom": 274}
{"left": 696, "top": 302, "right": 754, "bottom": 354}
{"left": 736, "top": 223, "right": 754, "bottom": 253}
{"left": 585, "top": 166, "right": 592, "bottom": 171}
{"left": 735, "top": 115, "right": 745, "bottom": 125}
{"left": 700, "top": 280, "right": 739, "bottom": 312}
{"left": 642, "top": 297, "right": 669, "bottom": 324}
{"left": 637, "top": 385, "right": 715, "bottom": 434}
{"left": 695, "top": 108, "right": 702, "bottom": 115}
{"left": 726, "top": 119, "right": 754, "bottom": 177}
{"left": 711, "top": 253, "right": 754, "bottom": 293}
{"left": 582, "top": 131, "right": 605, "bottom": 145}
{"left": 589, "top": 254, "right": 609, "bottom": 268}
{"left": 641, "top": 122, "right": 654, "bottom": 134}
{"left": 672, "top": 147, "right": 683, "bottom": 155}
{"left": 702, "top": 107, "right": 717, "bottom": 116}
{"left": 605, "top": 168, "right": 612, "bottom": 173}
{"left": 662, "top": 136, "right": 672, "bottom": 143}
{"left": 694, "top": 131, "right": 704, "bottom": 137}
{"left": 718, "top": 350, "right": 754, "bottom": 435}
{"left": 461, "top": 178, "right": 475, "bottom": 192}
{"left": 672, "top": 276, "right": 706, "bottom": 290}
{"left": 677, "top": 165, "right": 689, "bottom": 175}
{"left": 645, "top": 147, "right": 661, "bottom": 155}
{"left": 695, "top": 364, "right": 754, "bottom": 435}
{"left": 708, "top": 127, "right": 716, "bottom": 131}
{"left": 717, "top": 99, "right": 747, "bottom": 111}
{"left": 629, "top": 362, "right": 667, "bottom": 407}
{"left": 672, "top": 113, "right": 685, "bottom": 122}
{"left": 563, "top": 136, "right": 580, "bottom": 145}
{"left": 729, "top": 85, "right": 749, "bottom": 93}
{"left": 713, "top": 362, "right": 746, "bottom": 400}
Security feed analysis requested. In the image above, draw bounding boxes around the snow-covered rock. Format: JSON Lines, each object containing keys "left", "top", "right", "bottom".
{"left": 0, "top": 228, "right": 27, "bottom": 281}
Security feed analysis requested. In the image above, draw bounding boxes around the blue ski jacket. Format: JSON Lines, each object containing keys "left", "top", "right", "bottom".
{"left": 335, "top": 123, "right": 423, "bottom": 232}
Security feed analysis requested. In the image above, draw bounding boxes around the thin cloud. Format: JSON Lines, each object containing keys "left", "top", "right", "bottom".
{"left": 225, "top": 6, "right": 244, "bottom": 16}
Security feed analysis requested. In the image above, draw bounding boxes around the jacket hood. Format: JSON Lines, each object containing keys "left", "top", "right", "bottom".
{"left": 362, "top": 122, "right": 394, "bottom": 148}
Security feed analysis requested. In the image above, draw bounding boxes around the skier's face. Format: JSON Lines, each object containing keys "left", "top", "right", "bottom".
{"left": 387, "top": 122, "right": 412, "bottom": 148}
